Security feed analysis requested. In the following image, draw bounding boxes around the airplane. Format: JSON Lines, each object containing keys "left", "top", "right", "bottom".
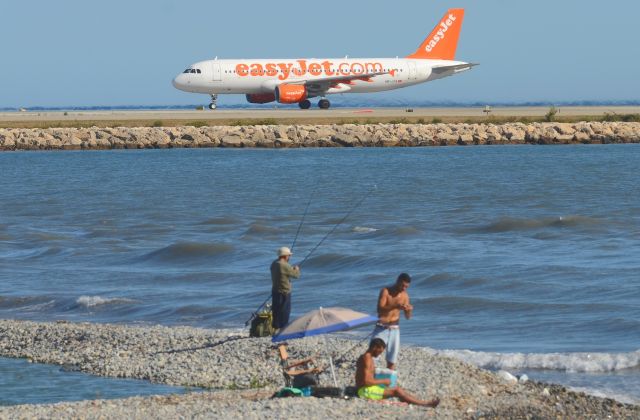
{"left": 172, "top": 8, "right": 476, "bottom": 110}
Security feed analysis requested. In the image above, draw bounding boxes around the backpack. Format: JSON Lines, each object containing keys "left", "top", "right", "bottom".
{"left": 249, "top": 307, "right": 275, "bottom": 337}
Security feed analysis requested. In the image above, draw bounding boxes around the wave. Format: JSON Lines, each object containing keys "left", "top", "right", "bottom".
{"left": 415, "top": 296, "right": 551, "bottom": 313}
{"left": 0, "top": 295, "right": 56, "bottom": 312}
{"left": 352, "top": 226, "right": 379, "bottom": 234}
{"left": 351, "top": 225, "right": 421, "bottom": 238}
{"left": 27, "top": 232, "right": 70, "bottom": 242}
{"left": 76, "top": 295, "right": 138, "bottom": 308}
{"left": 197, "top": 216, "right": 240, "bottom": 226}
{"left": 392, "top": 226, "right": 422, "bottom": 236}
{"left": 467, "top": 215, "right": 603, "bottom": 234}
{"left": 302, "top": 252, "right": 395, "bottom": 271}
{"left": 414, "top": 273, "right": 489, "bottom": 288}
{"left": 0, "top": 246, "right": 64, "bottom": 260}
{"left": 140, "top": 242, "right": 234, "bottom": 264}
{"left": 242, "top": 223, "right": 281, "bottom": 237}
{"left": 437, "top": 348, "right": 640, "bottom": 373}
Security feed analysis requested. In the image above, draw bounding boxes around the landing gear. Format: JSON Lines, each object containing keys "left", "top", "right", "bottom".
{"left": 209, "top": 94, "right": 218, "bottom": 110}
{"left": 318, "top": 98, "right": 331, "bottom": 110}
{"left": 298, "top": 99, "right": 311, "bottom": 110}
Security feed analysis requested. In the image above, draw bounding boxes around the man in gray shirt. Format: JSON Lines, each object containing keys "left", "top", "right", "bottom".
{"left": 271, "top": 246, "right": 300, "bottom": 330}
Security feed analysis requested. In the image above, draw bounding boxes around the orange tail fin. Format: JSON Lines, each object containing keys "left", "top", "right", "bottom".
{"left": 407, "top": 9, "right": 465, "bottom": 60}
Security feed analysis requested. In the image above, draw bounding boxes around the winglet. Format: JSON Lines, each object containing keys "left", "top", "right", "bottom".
{"left": 407, "top": 9, "right": 465, "bottom": 60}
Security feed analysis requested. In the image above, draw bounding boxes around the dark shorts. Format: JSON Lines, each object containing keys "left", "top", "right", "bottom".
{"left": 272, "top": 292, "right": 291, "bottom": 329}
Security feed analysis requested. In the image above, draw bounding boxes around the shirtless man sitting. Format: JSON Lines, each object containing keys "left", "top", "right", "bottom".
{"left": 372, "top": 273, "right": 413, "bottom": 370}
{"left": 355, "top": 338, "right": 439, "bottom": 407}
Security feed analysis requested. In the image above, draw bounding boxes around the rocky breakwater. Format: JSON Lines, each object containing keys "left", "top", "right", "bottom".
{"left": 1, "top": 319, "right": 639, "bottom": 419}
{"left": 1, "top": 121, "right": 640, "bottom": 151}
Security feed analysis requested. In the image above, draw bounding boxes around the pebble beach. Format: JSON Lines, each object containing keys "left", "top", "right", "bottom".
{"left": 1, "top": 319, "right": 638, "bottom": 419}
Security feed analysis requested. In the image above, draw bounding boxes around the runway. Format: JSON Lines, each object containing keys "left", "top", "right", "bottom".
{"left": 1, "top": 106, "right": 639, "bottom": 124}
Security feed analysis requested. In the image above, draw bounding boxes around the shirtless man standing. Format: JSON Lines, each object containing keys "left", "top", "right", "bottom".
{"left": 372, "top": 273, "right": 413, "bottom": 370}
{"left": 355, "top": 338, "right": 439, "bottom": 407}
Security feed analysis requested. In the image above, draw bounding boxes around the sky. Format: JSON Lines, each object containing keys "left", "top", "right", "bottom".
{"left": 1, "top": 0, "right": 639, "bottom": 107}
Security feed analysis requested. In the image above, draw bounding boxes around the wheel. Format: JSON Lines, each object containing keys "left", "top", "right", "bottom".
{"left": 318, "top": 99, "right": 330, "bottom": 110}
{"left": 298, "top": 99, "right": 311, "bottom": 110}
{"left": 209, "top": 103, "right": 217, "bottom": 110}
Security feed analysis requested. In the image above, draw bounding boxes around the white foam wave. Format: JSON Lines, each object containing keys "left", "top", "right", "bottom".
{"left": 437, "top": 348, "right": 640, "bottom": 373}
{"left": 21, "top": 300, "right": 56, "bottom": 312}
{"left": 76, "top": 295, "right": 138, "bottom": 308}
{"left": 352, "top": 226, "right": 379, "bottom": 233}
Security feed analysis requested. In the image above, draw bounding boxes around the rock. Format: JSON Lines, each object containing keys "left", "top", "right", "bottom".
{"left": 496, "top": 370, "right": 518, "bottom": 384}
{"left": 274, "top": 138, "right": 295, "bottom": 148}
{"left": 458, "top": 133, "right": 474, "bottom": 145}
{"left": 0, "top": 136, "right": 16, "bottom": 149}
{"left": 220, "top": 136, "right": 245, "bottom": 147}
{"left": 554, "top": 123, "right": 576, "bottom": 135}
{"left": 0, "top": 122, "right": 639, "bottom": 151}
{"left": 331, "top": 133, "right": 360, "bottom": 147}
{"left": 573, "top": 131, "right": 591, "bottom": 143}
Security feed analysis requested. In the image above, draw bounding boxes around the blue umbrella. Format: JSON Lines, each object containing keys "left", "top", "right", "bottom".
{"left": 272, "top": 306, "right": 377, "bottom": 342}
{"left": 272, "top": 307, "right": 378, "bottom": 387}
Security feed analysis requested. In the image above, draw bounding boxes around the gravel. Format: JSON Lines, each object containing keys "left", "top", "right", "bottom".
{"left": 1, "top": 319, "right": 638, "bottom": 419}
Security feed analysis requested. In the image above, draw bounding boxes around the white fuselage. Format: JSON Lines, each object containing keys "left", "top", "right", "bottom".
{"left": 172, "top": 57, "right": 468, "bottom": 97}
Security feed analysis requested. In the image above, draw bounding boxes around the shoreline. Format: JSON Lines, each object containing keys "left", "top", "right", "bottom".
{"left": 1, "top": 319, "right": 638, "bottom": 418}
{"left": 1, "top": 121, "right": 640, "bottom": 151}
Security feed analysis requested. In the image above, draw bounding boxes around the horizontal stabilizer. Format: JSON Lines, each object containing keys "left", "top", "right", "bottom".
{"left": 432, "top": 63, "right": 478, "bottom": 74}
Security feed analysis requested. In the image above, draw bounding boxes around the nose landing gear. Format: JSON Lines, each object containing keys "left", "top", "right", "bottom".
{"left": 209, "top": 94, "right": 218, "bottom": 110}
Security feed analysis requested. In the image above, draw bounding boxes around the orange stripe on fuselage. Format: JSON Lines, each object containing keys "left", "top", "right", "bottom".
{"left": 235, "top": 60, "right": 385, "bottom": 81}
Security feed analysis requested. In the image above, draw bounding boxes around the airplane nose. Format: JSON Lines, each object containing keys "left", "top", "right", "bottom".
{"left": 172, "top": 75, "right": 182, "bottom": 90}
{"left": 172, "top": 74, "right": 188, "bottom": 91}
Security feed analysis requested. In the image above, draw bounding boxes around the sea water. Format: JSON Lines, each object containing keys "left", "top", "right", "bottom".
{"left": 0, "top": 145, "right": 638, "bottom": 404}
{"left": 0, "top": 357, "right": 185, "bottom": 405}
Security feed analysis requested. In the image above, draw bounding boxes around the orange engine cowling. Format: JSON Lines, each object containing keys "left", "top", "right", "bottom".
{"left": 246, "top": 93, "right": 276, "bottom": 104}
{"left": 275, "top": 84, "right": 307, "bottom": 104}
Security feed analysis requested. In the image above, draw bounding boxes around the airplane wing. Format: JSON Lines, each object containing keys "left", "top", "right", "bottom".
{"left": 431, "top": 63, "right": 478, "bottom": 74}
{"left": 262, "top": 71, "right": 392, "bottom": 96}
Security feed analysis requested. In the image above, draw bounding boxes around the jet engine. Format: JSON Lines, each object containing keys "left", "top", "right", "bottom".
{"left": 245, "top": 93, "right": 276, "bottom": 104}
{"left": 275, "top": 84, "right": 307, "bottom": 104}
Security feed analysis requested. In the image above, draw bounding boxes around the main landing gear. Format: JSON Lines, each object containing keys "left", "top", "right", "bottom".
{"left": 298, "top": 98, "right": 331, "bottom": 110}
{"left": 209, "top": 94, "right": 218, "bottom": 110}
{"left": 318, "top": 98, "right": 331, "bottom": 110}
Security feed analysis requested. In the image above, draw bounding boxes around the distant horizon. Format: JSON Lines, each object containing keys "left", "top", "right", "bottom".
{"left": 3, "top": 99, "right": 640, "bottom": 113}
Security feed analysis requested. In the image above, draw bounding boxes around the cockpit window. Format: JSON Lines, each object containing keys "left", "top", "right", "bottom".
{"left": 196, "top": 69, "right": 201, "bottom": 74}
{"left": 183, "top": 68, "right": 191, "bottom": 73}
{"left": 182, "top": 68, "right": 201, "bottom": 74}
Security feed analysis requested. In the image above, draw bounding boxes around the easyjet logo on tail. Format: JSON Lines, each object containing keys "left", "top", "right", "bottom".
{"left": 407, "top": 8, "right": 465, "bottom": 61}
{"left": 425, "top": 13, "right": 457, "bottom": 53}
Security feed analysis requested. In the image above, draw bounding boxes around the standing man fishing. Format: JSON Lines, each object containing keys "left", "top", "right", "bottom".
{"left": 372, "top": 273, "right": 413, "bottom": 370}
{"left": 271, "top": 246, "right": 300, "bottom": 330}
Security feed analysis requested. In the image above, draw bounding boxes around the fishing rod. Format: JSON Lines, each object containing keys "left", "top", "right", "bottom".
{"left": 245, "top": 184, "right": 376, "bottom": 327}
{"left": 290, "top": 183, "right": 318, "bottom": 253}
{"left": 244, "top": 184, "right": 318, "bottom": 327}
{"left": 298, "top": 184, "right": 376, "bottom": 268}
